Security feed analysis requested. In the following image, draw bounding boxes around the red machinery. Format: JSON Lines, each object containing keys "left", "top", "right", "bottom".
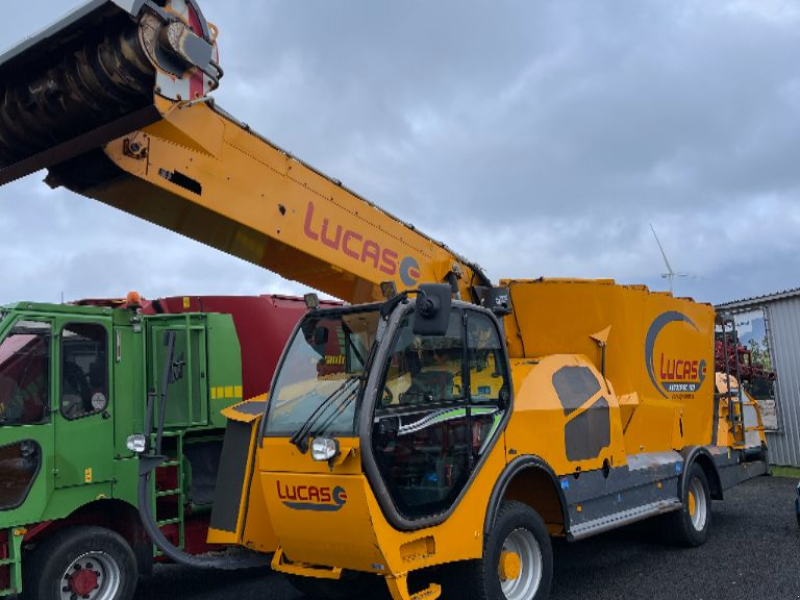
{"left": 714, "top": 337, "right": 776, "bottom": 383}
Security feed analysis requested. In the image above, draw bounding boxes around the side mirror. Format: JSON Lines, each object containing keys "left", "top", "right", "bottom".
{"left": 413, "top": 284, "right": 452, "bottom": 336}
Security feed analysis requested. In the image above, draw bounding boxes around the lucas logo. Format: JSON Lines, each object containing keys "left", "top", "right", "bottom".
{"left": 645, "top": 311, "right": 707, "bottom": 398}
{"left": 303, "top": 201, "right": 420, "bottom": 287}
{"left": 277, "top": 481, "right": 348, "bottom": 512}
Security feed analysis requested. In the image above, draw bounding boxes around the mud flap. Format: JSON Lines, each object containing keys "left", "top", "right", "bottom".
{"left": 207, "top": 398, "right": 275, "bottom": 550}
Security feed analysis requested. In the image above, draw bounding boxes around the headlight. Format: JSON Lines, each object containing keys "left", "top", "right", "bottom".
{"left": 126, "top": 434, "right": 147, "bottom": 454}
{"left": 311, "top": 437, "right": 340, "bottom": 462}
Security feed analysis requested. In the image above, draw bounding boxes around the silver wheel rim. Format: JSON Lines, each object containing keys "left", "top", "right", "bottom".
{"left": 499, "top": 528, "right": 543, "bottom": 600}
{"left": 59, "top": 551, "right": 121, "bottom": 600}
{"left": 689, "top": 477, "right": 708, "bottom": 531}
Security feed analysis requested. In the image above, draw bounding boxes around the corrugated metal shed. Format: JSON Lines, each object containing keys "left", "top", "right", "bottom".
{"left": 717, "top": 287, "right": 800, "bottom": 311}
{"left": 717, "top": 290, "right": 800, "bottom": 467}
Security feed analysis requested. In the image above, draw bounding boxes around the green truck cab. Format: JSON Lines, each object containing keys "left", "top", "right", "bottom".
{"left": 0, "top": 300, "right": 244, "bottom": 599}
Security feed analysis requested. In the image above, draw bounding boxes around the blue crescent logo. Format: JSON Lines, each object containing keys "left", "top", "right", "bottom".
{"left": 332, "top": 486, "right": 347, "bottom": 506}
{"left": 400, "top": 257, "right": 421, "bottom": 287}
{"left": 645, "top": 311, "right": 700, "bottom": 398}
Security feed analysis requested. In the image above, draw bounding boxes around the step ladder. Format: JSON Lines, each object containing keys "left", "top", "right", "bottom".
{"left": 0, "top": 529, "right": 23, "bottom": 596}
{"left": 717, "top": 315, "right": 747, "bottom": 448}
{"left": 150, "top": 430, "right": 186, "bottom": 557}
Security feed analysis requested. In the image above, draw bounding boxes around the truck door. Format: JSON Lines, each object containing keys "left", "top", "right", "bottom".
{"left": 0, "top": 318, "right": 54, "bottom": 517}
{"left": 146, "top": 316, "right": 208, "bottom": 429}
{"left": 53, "top": 319, "right": 114, "bottom": 489}
{"left": 372, "top": 308, "right": 510, "bottom": 522}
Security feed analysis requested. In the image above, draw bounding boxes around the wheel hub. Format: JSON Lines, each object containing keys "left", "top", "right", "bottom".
{"left": 688, "top": 476, "right": 708, "bottom": 531}
{"left": 59, "top": 552, "right": 120, "bottom": 600}
{"left": 499, "top": 550, "right": 522, "bottom": 581}
{"left": 68, "top": 567, "right": 99, "bottom": 597}
{"left": 498, "top": 528, "right": 543, "bottom": 600}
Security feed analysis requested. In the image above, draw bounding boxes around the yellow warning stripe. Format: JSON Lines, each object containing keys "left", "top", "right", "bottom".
{"left": 211, "top": 385, "right": 243, "bottom": 400}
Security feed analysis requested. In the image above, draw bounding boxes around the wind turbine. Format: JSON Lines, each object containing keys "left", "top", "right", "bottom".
{"left": 650, "top": 223, "right": 688, "bottom": 293}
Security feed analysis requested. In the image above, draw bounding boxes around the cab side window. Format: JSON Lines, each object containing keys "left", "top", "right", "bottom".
{"left": 466, "top": 312, "right": 510, "bottom": 457}
{"left": 0, "top": 321, "right": 51, "bottom": 426}
{"left": 60, "top": 324, "right": 108, "bottom": 420}
{"left": 467, "top": 312, "right": 509, "bottom": 405}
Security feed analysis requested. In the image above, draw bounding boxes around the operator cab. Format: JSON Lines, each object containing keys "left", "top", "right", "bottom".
{"left": 261, "top": 284, "right": 513, "bottom": 527}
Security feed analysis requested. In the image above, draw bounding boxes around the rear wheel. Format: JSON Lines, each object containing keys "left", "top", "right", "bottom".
{"left": 445, "top": 501, "right": 552, "bottom": 600}
{"left": 22, "top": 526, "right": 137, "bottom": 600}
{"left": 667, "top": 463, "right": 712, "bottom": 547}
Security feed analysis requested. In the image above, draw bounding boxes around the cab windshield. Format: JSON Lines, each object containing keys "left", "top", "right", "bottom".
{"left": 264, "top": 308, "right": 381, "bottom": 437}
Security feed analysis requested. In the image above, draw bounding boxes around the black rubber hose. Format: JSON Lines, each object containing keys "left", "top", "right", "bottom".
{"left": 136, "top": 457, "right": 271, "bottom": 570}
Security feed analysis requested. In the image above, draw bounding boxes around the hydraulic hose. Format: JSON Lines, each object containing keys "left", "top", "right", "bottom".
{"left": 136, "top": 458, "right": 270, "bottom": 570}
{"left": 136, "top": 330, "right": 269, "bottom": 570}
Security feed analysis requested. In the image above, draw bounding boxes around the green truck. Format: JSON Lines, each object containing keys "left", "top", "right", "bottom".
{"left": 0, "top": 294, "right": 314, "bottom": 600}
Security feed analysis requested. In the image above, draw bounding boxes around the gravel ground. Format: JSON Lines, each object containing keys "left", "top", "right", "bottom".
{"left": 136, "top": 476, "right": 800, "bottom": 600}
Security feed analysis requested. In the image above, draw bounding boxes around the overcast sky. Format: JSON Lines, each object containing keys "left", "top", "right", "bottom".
{"left": 1, "top": 0, "right": 798, "bottom": 306}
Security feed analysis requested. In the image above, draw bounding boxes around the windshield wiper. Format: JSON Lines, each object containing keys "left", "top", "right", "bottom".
{"left": 290, "top": 375, "right": 361, "bottom": 453}
{"left": 311, "top": 387, "right": 360, "bottom": 441}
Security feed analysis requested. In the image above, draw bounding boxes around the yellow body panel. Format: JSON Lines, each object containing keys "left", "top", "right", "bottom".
{"left": 238, "top": 458, "right": 279, "bottom": 554}
{"left": 505, "top": 354, "right": 626, "bottom": 476}
{"left": 261, "top": 437, "right": 509, "bottom": 576}
{"left": 503, "top": 279, "right": 716, "bottom": 455}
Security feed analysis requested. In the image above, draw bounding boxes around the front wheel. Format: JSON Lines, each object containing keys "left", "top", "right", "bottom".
{"left": 447, "top": 501, "right": 553, "bottom": 600}
{"left": 22, "top": 526, "right": 138, "bottom": 600}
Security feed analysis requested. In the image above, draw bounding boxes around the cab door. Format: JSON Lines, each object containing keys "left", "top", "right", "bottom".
{"left": 0, "top": 317, "right": 55, "bottom": 518}
{"left": 53, "top": 319, "right": 114, "bottom": 489}
{"left": 371, "top": 307, "right": 510, "bottom": 522}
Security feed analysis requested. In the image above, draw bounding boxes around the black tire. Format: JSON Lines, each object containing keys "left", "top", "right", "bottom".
{"left": 285, "top": 571, "right": 383, "bottom": 599}
{"left": 666, "top": 463, "right": 712, "bottom": 547}
{"left": 796, "top": 494, "right": 800, "bottom": 528}
{"left": 443, "top": 501, "right": 553, "bottom": 600}
{"left": 22, "top": 526, "right": 138, "bottom": 600}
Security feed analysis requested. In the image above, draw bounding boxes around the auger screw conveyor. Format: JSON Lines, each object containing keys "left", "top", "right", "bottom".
{"left": 0, "top": 2, "right": 769, "bottom": 600}
{"left": 0, "top": 0, "right": 222, "bottom": 187}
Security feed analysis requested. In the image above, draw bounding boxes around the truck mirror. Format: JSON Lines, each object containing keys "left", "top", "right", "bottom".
{"left": 413, "top": 284, "right": 452, "bottom": 336}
